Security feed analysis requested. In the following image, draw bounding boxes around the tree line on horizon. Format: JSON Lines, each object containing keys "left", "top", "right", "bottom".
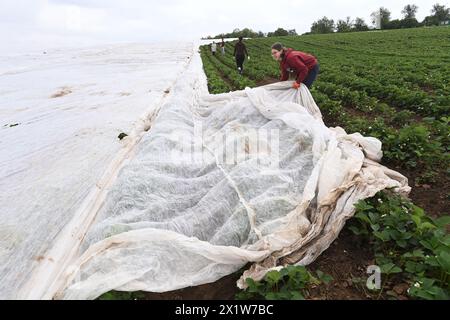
{"left": 202, "top": 3, "right": 449, "bottom": 39}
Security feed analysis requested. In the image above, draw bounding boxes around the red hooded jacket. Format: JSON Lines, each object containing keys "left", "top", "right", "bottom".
{"left": 280, "top": 49, "right": 317, "bottom": 84}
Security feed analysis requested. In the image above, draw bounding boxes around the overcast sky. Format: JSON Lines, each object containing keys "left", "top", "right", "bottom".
{"left": 1, "top": 0, "right": 448, "bottom": 52}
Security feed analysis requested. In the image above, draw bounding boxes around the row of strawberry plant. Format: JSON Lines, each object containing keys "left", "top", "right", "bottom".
{"left": 319, "top": 67, "right": 448, "bottom": 117}
{"left": 348, "top": 191, "right": 450, "bottom": 300}
{"left": 200, "top": 47, "right": 232, "bottom": 94}
{"left": 311, "top": 87, "right": 448, "bottom": 171}
{"left": 201, "top": 46, "right": 256, "bottom": 90}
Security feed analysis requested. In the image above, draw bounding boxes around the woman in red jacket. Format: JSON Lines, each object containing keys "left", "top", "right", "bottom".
{"left": 271, "top": 42, "right": 319, "bottom": 89}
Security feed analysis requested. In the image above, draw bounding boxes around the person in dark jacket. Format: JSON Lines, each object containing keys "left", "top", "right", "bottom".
{"left": 271, "top": 42, "right": 319, "bottom": 89}
{"left": 233, "top": 37, "right": 249, "bottom": 74}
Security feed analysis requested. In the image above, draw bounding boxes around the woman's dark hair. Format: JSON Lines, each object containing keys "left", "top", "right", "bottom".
{"left": 271, "top": 42, "right": 284, "bottom": 51}
{"left": 238, "top": 36, "right": 243, "bottom": 41}
{"left": 271, "top": 43, "right": 288, "bottom": 59}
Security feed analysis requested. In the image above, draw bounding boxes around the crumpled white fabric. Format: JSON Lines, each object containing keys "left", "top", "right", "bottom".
{"left": 55, "top": 50, "right": 410, "bottom": 300}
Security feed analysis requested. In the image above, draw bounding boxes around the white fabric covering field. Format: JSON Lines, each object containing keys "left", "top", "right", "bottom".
{"left": 0, "top": 42, "right": 410, "bottom": 300}
{"left": 0, "top": 43, "right": 194, "bottom": 299}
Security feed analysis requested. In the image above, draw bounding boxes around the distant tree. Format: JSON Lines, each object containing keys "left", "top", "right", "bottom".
{"left": 402, "top": 4, "right": 419, "bottom": 19}
{"left": 401, "top": 17, "right": 420, "bottom": 28}
{"left": 385, "top": 19, "right": 402, "bottom": 29}
{"left": 336, "top": 17, "right": 353, "bottom": 32}
{"left": 208, "top": 27, "right": 265, "bottom": 39}
{"left": 273, "top": 28, "right": 289, "bottom": 36}
{"left": 371, "top": 7, "right": 391, "bottom": 28}
{"left": 288, "top": 29, "right": 298, "bottom": 36}
{"left": 431, "top": 3, "right": 450, "bottom": 22}
{"left": 311, "top": 17, "right": 335, "bottom": 34}
{"left": 240, "top": 28, "right": 254, "bottom": 38}
{"left": 421, "top": 3, "right": 449, "bottom": 26}
{"left": 353, "top": 17, "right": 369, "bottom": 31}
{"left": 422, "top": 15, "right": 440, "bottom": 26}
{"left": 382, "top": 15, "right": 420, "bottom": 29}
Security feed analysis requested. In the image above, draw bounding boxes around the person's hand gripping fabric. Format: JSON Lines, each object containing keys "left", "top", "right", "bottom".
{"left": 292, "top": 82, "right": 301, "bottom": 90}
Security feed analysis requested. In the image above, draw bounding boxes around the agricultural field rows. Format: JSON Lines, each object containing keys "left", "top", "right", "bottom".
{"left": 200, "top": 27, "right": 449, "bottom": 300}
{"left": 201, "top": 27, "right": 449, "bottom": 179}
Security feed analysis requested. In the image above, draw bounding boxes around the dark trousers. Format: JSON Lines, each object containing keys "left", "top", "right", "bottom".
{"left": 303, "top": 64, "right": 319, "bottom": 89}
{"left": 236, "top": 55, "right": 245, "bottom": 71}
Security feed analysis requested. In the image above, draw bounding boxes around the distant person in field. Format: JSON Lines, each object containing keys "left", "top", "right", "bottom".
{"left": 271, "top": 42, "right": 319, "bottom": 89}
{"left": 220, "top": 38, "right": 225, "bottom": 55}
{"left": 211, "top": 41, "right": 217, "bottom": 56}
{"left": 233, "top": 36, "right": 249, "bottom": 75}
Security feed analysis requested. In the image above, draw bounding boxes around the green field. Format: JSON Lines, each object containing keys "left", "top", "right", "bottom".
{"left": 201, "top": 27, "right": 449, "bottom": 176}
{"left": 200, "top": 27, "right": 450, "bottom": 300}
